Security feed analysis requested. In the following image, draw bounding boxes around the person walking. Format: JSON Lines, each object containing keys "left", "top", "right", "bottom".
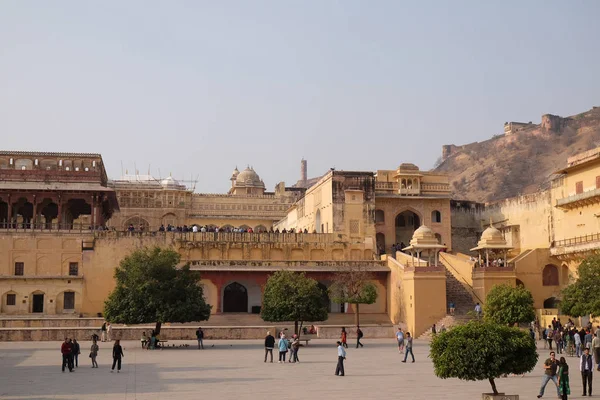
{"left": 101, "top": 322, "right": 107, "bottom": 342}
{"left": 356, "top": 326, "right": 364, "bottom": 348}
{"left": 546, "top": 326, "right": 554, "bottom": 350}
{"left": 574, "top": 330, "right": 582, "bottom": 358}
{"left": 196, "top": 327, "right": 204, "bottom": 350}
{"left": 396, "top": 328, "right": 405, "bottom": 353}
{"left": 401, "top": 332, "right": 415, "bottom": 363}
{"left": 72, "top": 339, "right": 80, "bottom": 368}
{"left": 592, "top": 333, "right": 600, "bottom": 371}
{"left": 61, "top": 338, "right": 73, "bottom": 372}
{"left": 278, "top": 334, "right": 289, "bottom": 363}
{"left": 111, "top": 340, "right": 124, "bottom": 373}
{"left": 264, "top": 331, "right": 275, "bottom": 363}
{"left": 580, "top": 347, "right": 593, "bottom": 396}
{"left": 557, "top": 357, "right": 570, "bottom": 400}
{"left": 537, "top": 351, "right": 560, "bottom": 398}
{"left": 140, "top": 332, "right": 148, "bottom": 349}
{"left": 335, "top": 341, "right": 346, "bottom": 376}
{"left": 474, "top": 303, "right": 482, "bottom": 319}
{"left": 106, "top": 323, "right": 112, "bottom": 342}
{"left": 340, "top": 327, "right": 348, "bottom": 349}
{"left": 90, "top": 339, "right": 99, "bottom": 368}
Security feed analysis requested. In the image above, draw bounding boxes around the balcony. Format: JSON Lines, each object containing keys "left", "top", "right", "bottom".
{"left": 551, "top": 233, "right": 600, "bottom": 257}
{"left": 375, "top": 181, "right": 450, "bottom": 196}
{"left": 556, "top": 188, "right": 600, "bottom": 210}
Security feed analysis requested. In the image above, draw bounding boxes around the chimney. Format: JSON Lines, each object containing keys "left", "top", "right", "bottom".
{"left": 300, "top": 159, "right": 307, "bottom": 183}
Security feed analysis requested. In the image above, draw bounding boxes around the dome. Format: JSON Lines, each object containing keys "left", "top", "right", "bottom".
{"left": 231, "top": 167, "right": 240, "bottom": 179}
{"left": 235, "top": 167, "right": 265, "bottom": 188}
{"left": 398, "top": 163, "right": 420, "bottom": 172}
{"left": 160, "top": 176, "right": 180, "bottom": 189}
{"left": 405, "top": 225, "right": 444, "bottom": 249}
{"left": 412, "top": 225, "right": 434, "bottom": 240}
{"left": 481, "top": 226, "right": 504, "bottom": 241}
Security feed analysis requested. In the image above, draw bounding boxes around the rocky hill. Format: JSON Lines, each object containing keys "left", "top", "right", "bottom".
{"left": 435, "top": 107, "right": 600, "bottom": 202}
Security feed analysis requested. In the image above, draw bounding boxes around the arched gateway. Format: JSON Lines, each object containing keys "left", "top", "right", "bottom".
{"left": 223, "top": 282, "right": 248, "bottom": 312}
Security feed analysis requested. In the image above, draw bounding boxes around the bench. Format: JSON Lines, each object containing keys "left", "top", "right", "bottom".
{"left": 299, "top": 334, "right": 317, "bottom": 346}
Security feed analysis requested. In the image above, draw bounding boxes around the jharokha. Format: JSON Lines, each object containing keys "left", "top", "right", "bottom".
{"left": 1, "top": 148, "right": 599, "bottom": 336}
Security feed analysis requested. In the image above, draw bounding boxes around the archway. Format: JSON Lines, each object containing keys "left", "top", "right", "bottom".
{"left": 543, "top": 297, "right": 560, "bottom": 309}
{"left": 64, "top": 198, "right": 91, "bottom": 228}
{"left": 30, "top": 291, "right": 45, "bottom": 313}
{"left": 255, "top": 225, "right": 267, "bottom": 233}
{"left": 395, "top": 210, "right": 420, "bottom": 245}
{"left": 0, "top": 200, "right": 7, "bottom": 227}
{"left": 39, "top": 199, "right": 58, "bottom": 229}
{"left": 315, "top": 209, "right": 322, "bottom": 233}
{"left": 13, "top": 198, "right": 33, "bottom": 228}
{"left": 223, "top": 282, "right": 248, "bottom": 312}
{"left": 376, "top": 232, "right": 386, "bottom": 254}
{"left": 516, "top": 279, "right": 525, "bottom": 288}
{"left": 542, "top": 264, "right": 559, "bottom": 286}
{"left": 123, "top": 216, "right": 149, "bottom": 231}
{"left": 161, "top": 213, "right": 177, "bottom": 227}
{"left": 561, "top": 264, "right": 569, "bottom": 285}
{"left": 317, "top": 283, "right": 331, "bottom": 313}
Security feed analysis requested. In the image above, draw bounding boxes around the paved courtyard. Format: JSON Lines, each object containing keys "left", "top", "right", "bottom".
{"left": 0, "top": 339, "right": 595, "bottom": 400}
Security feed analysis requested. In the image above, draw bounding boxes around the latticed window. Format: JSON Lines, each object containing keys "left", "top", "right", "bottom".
{"left": 69, "top": 262, "right": 79, "bottom": 276}
{"left": 6, "top": 294, "right": 16, "bottom": 306}
{"left": 14, "top": 262, "right": 24, "bottom": 276}
{"left": 350, "top": 220, "right": 360, "bottom": 234}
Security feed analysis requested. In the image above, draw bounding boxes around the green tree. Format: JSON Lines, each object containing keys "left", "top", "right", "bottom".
{"left": 104, "top": 247, "right": 211, "bottom": 334}
{"left": 328, "top": 265, "right": 378, "bottom": 326}
{"left": 430, "top": 321, "right": 538, "bottom": 395}
{"left": 561, "top": 254, "right": 600, "bottom": 317}
{"left": 483, "top": 284, "right": 535, "bottom": 326}
{"left": 261, "top": 270, "right": 328, "bottom": 337}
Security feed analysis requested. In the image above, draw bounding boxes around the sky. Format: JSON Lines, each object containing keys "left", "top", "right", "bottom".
{"left": 1, "top": 1, "right": 600, "bottom": 193}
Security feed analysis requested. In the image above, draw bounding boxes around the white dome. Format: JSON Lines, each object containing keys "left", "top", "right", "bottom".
{"left": 235, "top": 167, "right": 265, "bottom": 188}
{"left": 161, "top": 176, "right": 180, "bottom": 188}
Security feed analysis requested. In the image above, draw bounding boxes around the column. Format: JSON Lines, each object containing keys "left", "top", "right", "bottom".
{"left": 91, "top": 194, "right": 96, "bottom": 228}
{"left": 57, "top": 195, "right": 62, "bottom": 230}
{"left": 7, "top": 194, "right": 12, "bottom": 228}
{"left": 32, "top": 194, "right": 37, "bottom": 229}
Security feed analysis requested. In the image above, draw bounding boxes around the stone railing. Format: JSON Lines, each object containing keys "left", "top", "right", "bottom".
{"left": 189, "top": 260, "right": 387, "bottom": 269}
{"left": 556, "top": 188, "right": 600, "bottom": 209}
{"left": 553, "top": 233, "right": 600, "bottom": 248}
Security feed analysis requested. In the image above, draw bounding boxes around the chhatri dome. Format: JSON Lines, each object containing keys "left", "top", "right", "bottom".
{"left": 160, "top": 175, "right": 184, "bottom": 190}
{"left": 229, "top": 166, "right": 266, "bottom": 195}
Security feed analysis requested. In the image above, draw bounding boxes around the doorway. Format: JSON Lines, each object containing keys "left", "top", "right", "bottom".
{"left": 223, "top": 282, "right": 248, "bottom": 312}
{"left": 32, "top": 294, "right": 44, "bottom": 313}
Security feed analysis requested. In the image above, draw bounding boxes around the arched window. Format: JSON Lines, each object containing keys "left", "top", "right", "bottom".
{"left": 542, "top": 264, "right": 559, "bottom": 286}
{"left": 543, "top": 297, "right": 560, "bottom": 309}
{"left": 431, "top": 210, "right": 441, "bottom": 223}
{"left": 516, "top": 279, "right": 525, "bottom": 288}
{"left": 375, "top": 210, "right": 385, "bottom": 223}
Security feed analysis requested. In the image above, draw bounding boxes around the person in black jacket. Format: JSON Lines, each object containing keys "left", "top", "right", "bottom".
{"left": 264, "top": 331, "right": 275, "bottom": 363}
{"left": 111, "top": 340, "right": 124, "bottom": 373}
{"left": 72, "top": 339, "right": 80, "bottom": 368}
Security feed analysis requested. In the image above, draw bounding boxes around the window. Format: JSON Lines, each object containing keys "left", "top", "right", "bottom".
{"left": 542, "top": 264, "right": 559, "bottom": 286}
{"left": 375, "top": 210, "right": 385, "bottom": 223}
{"left": 69, "top": 262, "right": 78, "bottom": 276}
{"left": 64, "top": 292, "right": 75, "bottom": 310}
{"left": 6, "top": 294, "right": 16, "bottom": 306}
{"left": 431, "top": 210, "right": 442, "bottom": 223}
{"left": 596, "top": 176, "right": 600, "bottom": 189}
{"left": 350, "top": 220, "right": 360, "bottom": 234}
{"left": 575, "top": 181, "right": 583, "bottom": 194}
{"left": 14, "top": 262, "right": 24, "bottom": 276}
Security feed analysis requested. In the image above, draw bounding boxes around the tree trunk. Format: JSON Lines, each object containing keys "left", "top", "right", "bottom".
{"left": 354, "top": 303, "right": 360, "bottom": 327}
{"left": 294, "top": 320, "right": 299, "bottom": 336}
{"left": 489, "top": 377, "right": 498, "bottom": 395}
{"left": 155, "top": 321, "right": 162, "bottom": 335}
{"left": 298, "top": 321, "right": 303, "bottom": 341}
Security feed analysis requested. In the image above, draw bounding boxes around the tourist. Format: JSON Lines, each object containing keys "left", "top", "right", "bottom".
{"left": 555, "top": 330, "right": 563, "bottom": 354}
{"left": 537, "top": 351, "right": 560, "bottom": 399}
{"left": 111, "top": 340, "right": 124, "bottom": 373}
{"left": 448, "top": 300, "right": 455, "bottom": 316}
{"left": 264, "top": 331, "right": 275, "bottom": 363}
{"left": 106, "top": 322, "right": 112, "bottom": 342}
{"left": 340, "top": 327, "right": 348, "bottom": 348}
{"left": 140, "top": 332, "right": 148, "bottom": 349}
{"left": 335, "top": 341, "right": 346, "bottom": 376}
{"left": 401, "top": 332, "right": 414, "bottom": 363}
{"left": 196, "top": 327, "right": 204, "bottom": 349}
{"left": 581, "top": 347, "right": 594, "bottom": 396}
{"left": 474, "top": 303, "right": 482, "bottom": 319}
{"left": 356, "top": 326, "right": 364, "bottom": 348}
{"left": 529, "top": 327, "right": 536, "bottom": 341}
{"left": 396, "top": 327, "right": 404, "bottom": 353}
{"left": 558, "top": 357, "right": 570, "bottom": 400}
{"left": 431, "top": 324, "right": 437, "bottom": 335}
{"left": 308, "top": 325, "right": 317, "bottom": 334}
{"left": 72, "top": 339, "right": 80, "bottom": 368}
{"left": 592, "top": 333, "right": 600, "bottom": 370}
{"left": 278, "top": 334, "right": 289, "bottom": 363}
{"left": 192, "top": 225, "right": 198, "bottom": 233}
{"left": 585, "top": 329, "right": 593, "bottom": 350}
{"left": 291, "top": 334, "right": 300, "bottom": 363}
{"left": 546, "top": 326, "right": 554, "bottom": 350}
{"left": 101, "top": 321, "right": 107, "bottom": 342}
{"left": 158, "top": 224, "right": 165, "bottom": 232}
{"left": 90, "top": 339, "right": 99, "bottom": 368}
{"left": 61, "top": 338, "right": 73, "bottom": 372}
{"left": 440, "top": 324, "right": 447, "bottom": 333}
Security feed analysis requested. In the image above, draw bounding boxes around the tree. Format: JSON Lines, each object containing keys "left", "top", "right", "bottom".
{"left": 561, "top": 254, "right": 600, "bottom": 317}
{"left": 104, "top": 247, "right": 211, "bottom": 334}
{"left": 261, "top": 270, "right": 328, "bottom": 337}
{"left": 483, "top": 284, "right": 535, "bottom": 326}
{"left": 430, "top": 321, "right": 538, "bottom": 395}
{"left": 328, "top": 265, "right": 378, "bottom": 326}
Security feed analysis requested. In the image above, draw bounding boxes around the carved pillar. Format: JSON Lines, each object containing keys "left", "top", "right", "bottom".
{"left": 32, "top": 194, "right": 37, "bottom": 229}
{"left": 7, "top": 194, "right": 12, "bottom": 227}
{"left": 91, "top": 194, "right": 96, "bottom": 228}
{"left": 57, "top": 194, "right": 62, "bottom": 229}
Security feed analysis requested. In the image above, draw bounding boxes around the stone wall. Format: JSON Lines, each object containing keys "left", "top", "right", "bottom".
{"left": 450, "top": 200, "right": 484, "bottom": 254}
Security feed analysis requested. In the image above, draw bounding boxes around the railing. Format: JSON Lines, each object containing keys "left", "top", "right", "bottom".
{"left": 0, "top": 222, "right": 97, "bottom": 233}
{"left": 420, "top": 183, "right": 451, "bottom": 192}
{"left": 375, "top": 181, "right": 450, "bottom": 195}
{"left": 553, "top": 233, "right": 600, "bottom": 248}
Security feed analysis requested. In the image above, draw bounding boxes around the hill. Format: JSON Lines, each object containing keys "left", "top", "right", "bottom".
{"left": 435, "top": 107, "right": 600, "bottom": 202}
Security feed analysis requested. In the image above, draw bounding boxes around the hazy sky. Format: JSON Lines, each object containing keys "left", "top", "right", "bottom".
{"left": 2, "top": 1, "right": 599, "bottom": 193}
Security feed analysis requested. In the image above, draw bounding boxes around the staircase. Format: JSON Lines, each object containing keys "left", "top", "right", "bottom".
{"left": 418, "top": 314, "right": 474, "bottom": 340}
{"left": 444, "top": 268, "right": 477, "bottom": 315}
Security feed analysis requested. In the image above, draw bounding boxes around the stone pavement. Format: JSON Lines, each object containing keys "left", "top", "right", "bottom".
{"left": 0, "top": 339, "right": 595, "bottom": 400}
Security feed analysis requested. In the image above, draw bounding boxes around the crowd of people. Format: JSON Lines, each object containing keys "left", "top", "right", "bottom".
{"left": 156, "top": 224, "right": 313, "bottom": 234}
{"left": 60, "top": 336, "right": 124, "bottom": 373}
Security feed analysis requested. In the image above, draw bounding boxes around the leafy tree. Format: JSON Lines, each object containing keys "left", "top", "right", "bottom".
{"left": 329, "top": 265, "right": 378, "bottom": 326}
{"left": 430, "top": 321, "right": 538, "bottom": 395}
{"left": 104, "top": 247, "right": 211, "bottom": 334}
{"left": 261, "top": 270, "right": 328, "bottom": 337}
{"left": 561, "top": 254, "right": 600, "bottom": 317}
{"left": 483, "top": 284, "right": 535, "bottom": 326}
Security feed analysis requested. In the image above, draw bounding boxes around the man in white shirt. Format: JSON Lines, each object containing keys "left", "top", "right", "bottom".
{"left": 581, "top": 347, "right": 593, "bottom": 396}
{"left": 474, "top": 303, "right": 482, "bottom": 319}
{"left": 335, "top": 341, "right": 346, "bottom": 376}
{"left": 192, "top": 225, "right": 198, "bottom": 233}
{"left": 575, "top": 331, "right": 582, "bottom": 357}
